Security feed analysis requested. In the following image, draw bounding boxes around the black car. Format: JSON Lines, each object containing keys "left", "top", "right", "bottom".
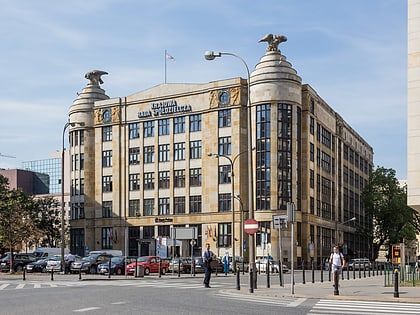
{"left": 0, "top": 253, "right": 37, "bottom": 272}
{"left": 193, "top": 257, "right": 224, "bottom": 273}
{"left": 97, "top": 256, "right": 137, "bottom": 275}
{"left": 72, "top": 254, "right": 112, "bottom": 274}
{"left": 25, "top": 258, "right": 48, "bottom": 273}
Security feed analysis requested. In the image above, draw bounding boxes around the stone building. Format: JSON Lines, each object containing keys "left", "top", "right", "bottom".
{"left": 68, "top": 36, "right": 373, "bottom": 267}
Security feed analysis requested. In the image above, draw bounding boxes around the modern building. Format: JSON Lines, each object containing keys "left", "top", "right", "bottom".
{"left": 68, "top": 36, "right": 374, "bottom": 267}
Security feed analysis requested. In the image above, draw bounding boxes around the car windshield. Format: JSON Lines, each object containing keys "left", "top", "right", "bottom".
{"left": 111, "top": 256, "right": 124, "bottom": 263}
{"left": 137, "top": 257, "right": 150, "bottom": 262}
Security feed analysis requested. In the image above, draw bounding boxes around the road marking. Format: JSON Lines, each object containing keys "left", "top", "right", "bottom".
{"left": 111, "top": 301, "right": 128, "bottom": 305}
{"left": 215, "top": 291, "right": 305, "bottom": 307}
{"left": 310, "top": 299, "right": 420, "bottom": 314}
{"left": 0, "top": 284, "right": 10, "bottom": 290}
{"left": 73, "top": 307, "right": 101, "bottom": 312}
{"left": 16, "top": 284, "right": 24, "bottom": 289}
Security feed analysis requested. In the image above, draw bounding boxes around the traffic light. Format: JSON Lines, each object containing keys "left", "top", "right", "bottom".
{"left": 391, "top": 244, "right": 401, "bottom": 265}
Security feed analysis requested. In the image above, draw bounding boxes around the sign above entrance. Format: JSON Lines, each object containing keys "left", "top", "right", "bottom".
{"left": 138, "top": 99, "right": 192, "bottom": 118}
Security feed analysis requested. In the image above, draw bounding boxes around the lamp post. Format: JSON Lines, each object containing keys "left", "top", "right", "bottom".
{"left": 204, "top": 51, "right": 255, "bottom": 292}
{"left": 234, "top": 194, "right": 245, "bottom": 259}
{"left": 61, "top": 121, "right": 84, "bottom": 273}
{"left": 335, "top": 216, "right": 356, "bottom": 249}
{"left": 208, "top": 150, "right": 248, "bottom": 272}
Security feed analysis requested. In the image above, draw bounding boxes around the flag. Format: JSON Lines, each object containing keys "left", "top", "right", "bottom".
{"left": 166, "top": 52, "right": 175, "bottom": 61}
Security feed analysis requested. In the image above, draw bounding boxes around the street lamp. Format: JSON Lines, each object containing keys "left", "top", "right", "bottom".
{"left": 204, "top": 51, "right": 255, "bottom": 293}
{"left": 208, "top": 150, "right": 248, "bottom": 272}
{"left": 61, "top": 121, "right": 85, "bottom": 273}
{"left": 335, "top": 216, "right": 356, "bottom": 249}
{"left": 234, "top": 194, "right": 245, "bottom": 258}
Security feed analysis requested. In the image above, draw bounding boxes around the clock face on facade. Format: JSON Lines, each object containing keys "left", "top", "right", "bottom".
{"left": 102, "top": 109, "right": 111, "bottom": 123}
{"left": 218, "top": 90, "right": 230, "bottom": 106}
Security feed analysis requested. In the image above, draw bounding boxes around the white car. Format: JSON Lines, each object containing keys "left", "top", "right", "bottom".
{"left": 255, "top": 259, "right": 288, "bottom": 273}
{"left": 45, "top": 256, "right": 63, "bottom": 272}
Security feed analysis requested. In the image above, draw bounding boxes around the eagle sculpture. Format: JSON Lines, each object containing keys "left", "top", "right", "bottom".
{"left": 259, "top": 34, "right": 287, "bottom": 52}
{"left": 85, "top": 70, "right": 108, "bottom": 86}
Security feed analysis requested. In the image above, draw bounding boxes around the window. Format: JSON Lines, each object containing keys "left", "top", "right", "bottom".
{"left": 174, "top": 170, "right": 185, "bottom": 188}
{"left": 80, "top": 153, "right": 85, "bottom": 170}
{"left": 129, "top": 122, "right": 140, "bottom": 139}
{"left": 189, "top": 140, "right": 202, "bottom": 159}
{"left": 174, "top": 196, "right": 185, "bottom": 214}
{"left": 256, "top": 221, "right": 271, "bottom": 247}
{"left": 310, "top": 143, "right": 314, "bottom": 162}
{"left": 102, "top": 126, "right": 112, "bottom": 142}
{"left": 310, "top": 170, "right": 314, "bottom": 188}
{"left": 158, "top": 144, "right": 170, "bottom": 162}
{"left": 129, "top": 199, "right": 140, "bottom": 217}
{"left": 129, "top": 173, "right": 140, "bottom": 191}
{"left": 218, "top": 165, "right": 231, "bottom": 184}
{"left": 144, "top": 145, "right": 154, "bottom": 163}
{"left": 80, "top": 178, "right": 84, "bottom": 195}
{"left": 129, "top": 147, "right": 140, "bottom": 165}
{"left": 174, "top": 116, "right": 185, "bottom": 134}
{"left": 102, "top": 201, "right": 112, "bottom": 218}
{"left": 189, "top": 168, "right": 202, "bottom": 187}
{"left": 144, "top": 172, "right": 155, "bottom": 190}
{"left": 158, "top": 171, "right": 170, "bottom": 189}
{"left": 189, "top": 195, "right": 202, "bottom": 213}
{"left": 218, "top": 109, "right": 231, "bottom": 128}
{"left": 102, "top": 176, "right": 112, "bottom": 192}
{"left": 102, "top": 150, "right": 112, "bottom": 168}
{"left": 218, "top": 223, "right": 231, "bottom": 247}
{"left": 74, "top": 154, "right": 79, "bottom": 171}
{"left": 79, "top": 130, "right": 84, "bottom": 145}
{"left": 174, "top": 142, "right": 185, "bottom": 161}
{"left": 158, "top": 198, "right": 170, "bottom": 215}
{"left": 189, "top": 114, "right": 202, "bottom": 132}
{"left": 218, "top": 137, "right": 231, "bottom": 155}
{"left": 143, "top": 121, "right": 154, "bottom": 138}
{"left": 144, "top": 199, "right": 154, "bottom": 216}
{"left": 158, "top": 119, "right": 170, "bottom": 136}
{"left": 102, "top": 227, "right": 113, "bottom": 249}
{"left": 218, "top": 193, "right": 231, "bottom": 212}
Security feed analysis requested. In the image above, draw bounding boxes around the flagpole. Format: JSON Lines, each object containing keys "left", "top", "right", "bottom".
{"left": 164, "top": 49, "right": 167, "bottom": 84}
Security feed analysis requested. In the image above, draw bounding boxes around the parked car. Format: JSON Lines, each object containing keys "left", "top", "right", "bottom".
{"left": 347, "top": 258, "right": 372, "bottom": 271}
{"left": 125, "top": 256, "right": 169, "bottom": 276}
{"left": 193, "top": 257, "right": 224, "bottom": 273}
{"left": 228, "top": 256, "right": 249, "bottom": 272}
{"left": 25, "top": 258, "right": 49, "bottom": 273}
{"left": 46, "top": 255, "right": 82, "bottom": 273}
{"left": 97, "top": 256, "right": 137, "bottom": 275}
{"left": 71, "top": 253, "right": 112, "bottom": 274}
{"left": 255, "top": 259, "right": 288, "bottom": 273}
{"left": 0, "top": 253, "right": 37, "bottom": 272}
{"left": 169, "top": 257, "right": 192, "bottom": 273}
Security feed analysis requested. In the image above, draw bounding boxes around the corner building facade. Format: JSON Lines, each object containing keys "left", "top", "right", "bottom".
{"left": 68, "top": 40, "right": 374, "bottom": 267}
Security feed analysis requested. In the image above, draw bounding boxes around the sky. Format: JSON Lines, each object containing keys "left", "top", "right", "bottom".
{"left": 0, "top": 0, "right": 407, "bottom": 179}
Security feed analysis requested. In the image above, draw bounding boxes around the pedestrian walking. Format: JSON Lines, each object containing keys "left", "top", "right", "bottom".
{"left": 223, "top": 252, "right": 229, "bottom": 275}
{"left": 202, "top": 243, "right": 216, "bottom": 288}
{"left": 329, "top": 246, "right": 345, "bottom": 287}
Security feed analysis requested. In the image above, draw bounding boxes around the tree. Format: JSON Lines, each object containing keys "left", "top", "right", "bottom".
{"left": 362, "top": 167, "right": 420, "bottom": 260}
{"left": 0, "top": 188, "right": 38, "bottom": 272}
{"left": 33, "top": 197, "right": 61, "bottom": 247}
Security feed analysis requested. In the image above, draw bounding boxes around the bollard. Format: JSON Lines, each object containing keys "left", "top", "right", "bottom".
{"left": 254, "top": 268, "right": 258, "bottom": 289}
{"left": 108, "top": 259, "right": 111, "bottom": 279}
{"left": 364, "top": 265, "right": 366, "bottom": 278}
{"left": 178, "top": 259, "right": 181, "bottom": 278}
{"left": 347, "top": 265, "right": 349, "bottom": 280}
{"left": 236, "top": 267, "right": 240, "bottom": 290}
{"left": 359, "top": 266, "right": 361, "bottom": 279}
{"left": 249, "top": 267, "right": 254, "bottom": 293}
{"left": 302, "top": 260, "right": 305, "bottom": 284}
{"left": 334, "top": 269, "right": 339, "bottom": 295}
{"left": 394, "top": 269, "right": 399, "bottom": 298}
{"left": 51, "top": 269, "right": 54, "bottom": 281}
{"left": 79, "top": 267, "right": 82, "bottom": 280}
{"left": 266, "top": 261, "right": 270, "bottom": 288}
{"left": 193, "top": 261, "right": 196, "bottom": 277}
{"left": 159, "top": 260, "right": 162, "bottom": 278}
{"left": 311, "top": 260, "right": 315, "bottom": 283}
{"left": 353, "top": 266, "right": 355, "bottom": 279}
{"left": 242, "top": 261, "right": 245, "bottom": 275}
{"left": 328, "top": 264, "right": 331, "bottom": 282}
{"left": 23, "top": 266, "right": 26, "bottom": 281}
{"left": 279, "top": 264, "right": 283, "bottom": 287}
{"left": 321, "top": 265, "right": 324, "bottom": 283}
{"left": 258, "top": 261, "right": 261, "bottom": 275}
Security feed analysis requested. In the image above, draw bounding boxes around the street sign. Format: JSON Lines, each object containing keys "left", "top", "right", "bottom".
{"left": 244, "top": 218, "right": 259, "bottom": 234}
{"left": 273, "top": 214, "right": 288, "bottom": 229}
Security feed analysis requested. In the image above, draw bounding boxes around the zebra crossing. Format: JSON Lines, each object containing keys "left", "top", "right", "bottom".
{"left": 215, "top": 290, "right": 307, "bottom": 307}
{"left": 309, "top": 299, "right": 420, "bottom": 314}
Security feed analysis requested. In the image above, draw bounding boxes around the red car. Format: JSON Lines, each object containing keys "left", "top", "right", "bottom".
{"left": 126, "top": 256, "right": 169, "bottom": 276}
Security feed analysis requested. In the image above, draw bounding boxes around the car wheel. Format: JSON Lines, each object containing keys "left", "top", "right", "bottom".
{"left": 42, "top": 267, "right": 47, "bottom": 273}
{"left": 90, "top": 265, "right": 97, "bottom": 274}
{"left": 144, "top": 268, "right": 150, "bottom": 275}
{"left": 15, "top": 265, "right": 23, "bottom": 272}
{"left": 116, "top": 268, "right": 123, "bottom": 275}
{"left": 161, "top": 268, "right": 166, "bottom": 275}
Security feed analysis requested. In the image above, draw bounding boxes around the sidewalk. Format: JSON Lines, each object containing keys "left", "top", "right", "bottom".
{"left": 224, "top": 274, "right": 420, "bottom": 303}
